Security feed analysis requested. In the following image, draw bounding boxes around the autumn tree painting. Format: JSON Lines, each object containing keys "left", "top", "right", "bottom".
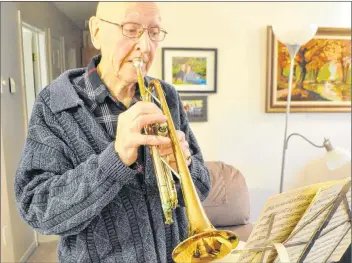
{"left": 276, "top": 38, "right": 351, "bottom": 102}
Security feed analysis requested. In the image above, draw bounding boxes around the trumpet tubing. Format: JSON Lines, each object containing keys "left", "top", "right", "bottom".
{"left": 133, "top": 58, "right": 239, "bottom": 263}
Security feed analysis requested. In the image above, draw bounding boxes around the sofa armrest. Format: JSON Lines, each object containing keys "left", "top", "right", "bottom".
{"left": 202, "top": 161, "right": 250, "bottom": 226}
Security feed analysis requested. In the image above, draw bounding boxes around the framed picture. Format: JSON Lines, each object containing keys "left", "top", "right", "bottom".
{"left": 180, "top": 96, "right": 208, "bottom": 122}
{"left": 162, "top": 48, "right": 217, "bottom": 93}
{"left": 266, "top": 26, "right": 351, "bottom": 113}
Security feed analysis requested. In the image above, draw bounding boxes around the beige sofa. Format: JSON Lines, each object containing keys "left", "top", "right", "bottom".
{"left": 202, "top": 161, "right": 253, "bottom": 242}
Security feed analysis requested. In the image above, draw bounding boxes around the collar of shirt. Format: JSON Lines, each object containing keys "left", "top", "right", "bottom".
{"left": 85, "top": 55, "right": 142, "bottom": 109}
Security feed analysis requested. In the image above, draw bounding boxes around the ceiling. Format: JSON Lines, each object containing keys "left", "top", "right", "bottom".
{"left": 53, "top": 2, "right": 98, "bottom": 29}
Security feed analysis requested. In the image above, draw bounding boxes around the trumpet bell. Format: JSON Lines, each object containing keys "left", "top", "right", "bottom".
{"left": 172, "top": 230, "right": 239, "bottom": 263}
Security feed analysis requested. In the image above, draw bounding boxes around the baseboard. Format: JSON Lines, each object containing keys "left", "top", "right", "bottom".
{"left": 19, "top": 240, "right": 37, "bottom": 263}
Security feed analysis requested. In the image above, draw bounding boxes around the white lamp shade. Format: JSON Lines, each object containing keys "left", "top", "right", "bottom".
{"left": 272, "top": 24, "right": 318, "bottom": 46}
{"left": 291, "top": 156, "right": 351, "bottom": 190}
{"left": 322, "top": 148, "right": 351, "bottom": 171}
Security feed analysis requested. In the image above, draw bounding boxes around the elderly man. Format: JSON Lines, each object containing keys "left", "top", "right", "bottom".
{"left": 14, "top": 2, "right": 210, "bottom": 263}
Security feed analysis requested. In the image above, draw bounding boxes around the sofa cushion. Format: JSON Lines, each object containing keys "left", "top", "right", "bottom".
{"left": 202, "top": 161, "right": 250, "bottom": 226}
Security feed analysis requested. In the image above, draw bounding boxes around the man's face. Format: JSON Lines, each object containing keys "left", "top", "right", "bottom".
{"left": 96, "top": 3, "right": 161, "bottom": 84}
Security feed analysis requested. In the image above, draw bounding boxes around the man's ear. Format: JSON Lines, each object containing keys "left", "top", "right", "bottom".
{"left": 89, "top": 16, "right": 101, "bottom": 50}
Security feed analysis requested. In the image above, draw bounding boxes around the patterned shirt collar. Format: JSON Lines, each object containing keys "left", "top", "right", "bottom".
{"left": 85, "top": 55, "right": 141, "bottom": 107}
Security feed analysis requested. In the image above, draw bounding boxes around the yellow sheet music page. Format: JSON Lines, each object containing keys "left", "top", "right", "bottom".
{"left": 236, "top": 180, "right": 336, "bottom": 263}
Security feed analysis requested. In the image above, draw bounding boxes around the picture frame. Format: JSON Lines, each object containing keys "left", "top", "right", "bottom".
{"left": 266, "top": 26, "right": 351, "bottom": 113}
{"left": 180, "top": 96, "right": 208, "bottom": 122}
{"left": 162, "top": 48, "right": 217, "bottom": 93}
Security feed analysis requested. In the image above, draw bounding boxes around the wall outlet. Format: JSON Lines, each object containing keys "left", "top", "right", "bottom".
{"left": 9, "top": 78, "right": 16, "bottom": 93}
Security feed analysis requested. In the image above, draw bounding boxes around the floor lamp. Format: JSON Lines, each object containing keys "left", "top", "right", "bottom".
{"left": 272, "top": 24, "right": 351, "bottom": 193}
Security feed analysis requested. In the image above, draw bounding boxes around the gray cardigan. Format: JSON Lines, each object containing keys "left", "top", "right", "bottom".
{"left": 14, "top": 68, "right": 211, "bottom": 263}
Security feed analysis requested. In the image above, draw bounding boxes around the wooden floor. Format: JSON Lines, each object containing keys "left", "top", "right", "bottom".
{"left": 27, "top": 241, "right": 59, "bottom": 262}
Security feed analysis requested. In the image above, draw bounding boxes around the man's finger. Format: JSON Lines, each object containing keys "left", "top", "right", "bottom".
{"left": 167, "top": 153, "right": 176, "bottom": 163}
{"left": 175, "top": 130, "right": 185, "bottom": 142}
{"left": 158, "top": 146, "right": 173, "bottom": 156}
{"left": 179, "top": 140, "right": 190, "bottom": 152}
{"left": 129, "top": 101, "right": 163, "bottom": 119}
{"left": 183, "top": 148, "right": 191, "bottom": 159}
{"left": 132, "top": 113, "right": 167, "bottom": 131}
{"left": 132, "top": 134, "right": 171, "bottom": 147}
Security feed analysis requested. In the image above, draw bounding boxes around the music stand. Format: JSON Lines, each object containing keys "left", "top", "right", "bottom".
{"left": 232, "top": 180, "right": 351, "bottom": 263}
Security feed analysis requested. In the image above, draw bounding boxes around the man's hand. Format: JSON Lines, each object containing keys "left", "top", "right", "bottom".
{"left": 115, "top": 101, "right": 171, "bottom": 166}
{"left": 158, "top": 130, "right": 192, "bottom": 172}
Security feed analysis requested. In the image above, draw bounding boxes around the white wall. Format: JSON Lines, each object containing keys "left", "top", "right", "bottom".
{"left": 149, "top": 2, "right": 351, "bottom": 221}
{"left": 1, "top": 132, "right": 15, "bottom": 263}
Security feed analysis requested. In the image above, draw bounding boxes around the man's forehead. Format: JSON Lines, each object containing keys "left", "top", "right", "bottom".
{"left": 96, "top": 2, "right": 161, "bottom": 22}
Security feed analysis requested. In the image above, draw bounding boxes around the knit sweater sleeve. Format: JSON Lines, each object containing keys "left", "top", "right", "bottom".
{"left": 14, "top": 94, "right": 138, "bottom": 237}
{"left": 176, "top": 92, "right": 211, "bottom": 201}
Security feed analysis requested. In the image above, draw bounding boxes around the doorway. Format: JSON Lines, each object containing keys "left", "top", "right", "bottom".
{"left": 21, "top": 23, "right": 48, "bottom": 123}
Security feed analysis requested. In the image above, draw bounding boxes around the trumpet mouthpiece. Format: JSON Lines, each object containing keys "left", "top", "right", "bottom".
{"left": 132, "top": 58, "right": 144, "bottom": 68}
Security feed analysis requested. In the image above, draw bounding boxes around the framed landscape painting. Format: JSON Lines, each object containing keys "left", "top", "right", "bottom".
{"left": 162, "top": 48, "right": 217, "bottom": 93}
{"left": 180, "top": 96, "right": 208, "bottom": 122}
{"left": 266, "top": 26, "right": 351, "bottom": 113}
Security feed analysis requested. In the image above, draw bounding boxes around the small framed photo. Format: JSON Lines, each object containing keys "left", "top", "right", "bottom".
{"left": 180, "top": 96, "right": 208, "bottom": 122}
{"left": 162, "top": 48, "right": 217, "bottom": 93}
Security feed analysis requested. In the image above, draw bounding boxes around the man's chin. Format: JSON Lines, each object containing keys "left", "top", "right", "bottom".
{"left": 124, "top": 74, "right": 140, "bottom": 85}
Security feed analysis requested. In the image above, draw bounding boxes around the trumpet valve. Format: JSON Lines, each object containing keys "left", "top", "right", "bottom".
{"left": 158, "top": 123, "right": 168, "bottom": 136}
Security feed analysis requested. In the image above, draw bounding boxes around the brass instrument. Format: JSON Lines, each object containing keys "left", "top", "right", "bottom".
{"left": 133, "top": 58, "right": 239, "bottom": 263}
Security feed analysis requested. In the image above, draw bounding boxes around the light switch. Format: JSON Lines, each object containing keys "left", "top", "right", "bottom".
{"left": 9, "top": 77, "right": 15, "bottom": 93}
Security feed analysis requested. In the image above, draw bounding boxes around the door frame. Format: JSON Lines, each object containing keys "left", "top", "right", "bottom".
{"left": 47, "top": 28, "right": 65, "bottom": 82}
{"left": 21, "top": 22, "right": 48, "bottom": 94}
{"left": 17, "top": 9, "right": 39, "bottom": 249}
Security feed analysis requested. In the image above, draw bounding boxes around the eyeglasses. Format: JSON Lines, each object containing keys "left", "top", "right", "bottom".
{"left": 99, "top": 18, "right": 168, "bottom": 42}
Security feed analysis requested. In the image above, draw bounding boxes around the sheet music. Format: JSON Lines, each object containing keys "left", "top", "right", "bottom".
{"left": 236, "top": 181, "right": 331, "bottom": 263}
{"left": 276, "top": 178, "right": 351, "bottom": 263}
{"left": 328, "top": 229, "right": 351, "bottom": 262}
{"left": 328, "top": 184, "right": 351, "bottom": 262}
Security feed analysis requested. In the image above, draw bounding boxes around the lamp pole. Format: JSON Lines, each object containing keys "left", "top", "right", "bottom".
{"left": 279, "top": 44, "right": 301, "bottom": 193}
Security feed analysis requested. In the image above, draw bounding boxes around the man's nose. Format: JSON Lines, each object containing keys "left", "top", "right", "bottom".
{"left": 137, "top": 30, "right": 151, "bottom": 54}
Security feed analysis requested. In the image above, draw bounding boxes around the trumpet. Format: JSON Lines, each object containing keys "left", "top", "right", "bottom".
{"left": 133, "top": 58, "right": 239, "bottom": 263}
